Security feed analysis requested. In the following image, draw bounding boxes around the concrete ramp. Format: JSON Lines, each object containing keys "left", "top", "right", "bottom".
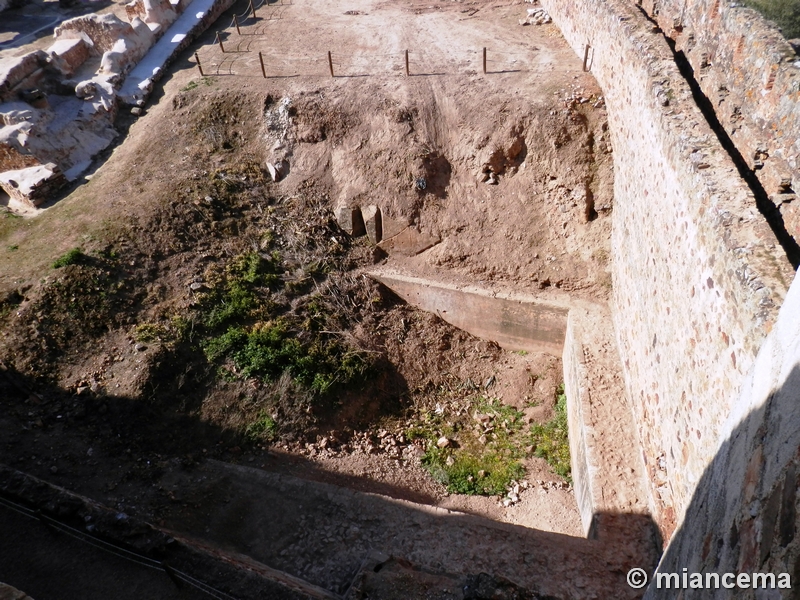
{"left": 368, "top": 271, "right": 569, "bottom": 356}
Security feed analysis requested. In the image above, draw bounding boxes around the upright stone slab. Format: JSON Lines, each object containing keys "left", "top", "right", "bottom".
{"left": 335, "top": 205, "right": 365, "bottom": 237}
{"left": 362, "top": 205, "right": 382, "bottom": 244}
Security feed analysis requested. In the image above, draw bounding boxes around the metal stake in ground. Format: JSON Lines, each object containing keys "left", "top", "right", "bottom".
{"left": 216, "top": 31, "right": 225, "bottom": 53}
{"left": 483, "top": 47, "right": 487, "bottom": 74}
{"left": 259, "top": 51, "right": 266, "bottom": 78}
{"left": 582, "top": 44, "right": 591, "bottom": 71}
{"left": 234, "top": 14, "right": 241, "bottom": 35}
{"left": 405, "top": 49, "right": 409, "bottom": 76}
{"left": 328, "top": 51, "right": 334, "bottom": 77}
{"left": 195, "top": 52, "right": 204, "bottom": 76}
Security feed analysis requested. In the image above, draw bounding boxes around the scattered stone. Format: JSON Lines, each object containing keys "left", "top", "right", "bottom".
{"left": 50, "top": 465, "right": 58, "bottom": 474}
{"left": 266, "top": 162, "right": 279, "bottom": 182}
{"left": 436, "top": 436, "right": 450, "bottom": 448}
{"left": 134, "top": 343, "right": 146, "bottom": 351}
{"left": 131, "top": 107, "right": 143, "bottom": 116}
{"left": 189, "top": 282, "right": 204, "bottom": 291}
{"left": 520, "top": 7, "right": 551, "bottom": 25}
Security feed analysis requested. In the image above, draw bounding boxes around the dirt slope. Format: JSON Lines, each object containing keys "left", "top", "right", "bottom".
{"left": 0, "top": 0, "right": 617, "bottom": 594}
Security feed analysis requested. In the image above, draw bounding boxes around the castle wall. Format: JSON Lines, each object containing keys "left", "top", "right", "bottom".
{"left": 540, "top": 0, "right": 793, "bottom": 540}
{"left": 644, "top": 260, "right": 800, "bottom": 598}
{"left": 637, "top": 0, "right": 800, "bottom": 237}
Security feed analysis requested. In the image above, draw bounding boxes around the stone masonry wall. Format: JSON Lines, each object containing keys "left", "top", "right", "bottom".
{"left": 644, "top": 261, "right": 800, "bottom": 599}
{"left": 539, "top": 0, "right": 794, "bottom": 540}
{"left": 637, "top": 0, "right": 800, "bottom": 238}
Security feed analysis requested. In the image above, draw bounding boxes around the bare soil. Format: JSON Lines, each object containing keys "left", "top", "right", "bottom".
{"left": 0, "top": 0, "right": 614, "bottom": 594}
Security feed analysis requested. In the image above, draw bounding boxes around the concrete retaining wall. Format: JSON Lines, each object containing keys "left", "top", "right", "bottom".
{"left": 368, "top": 271, "right": 569, "bottom": 356}
{"left": 540, "top": 0, "right": 793, "bottom": 540}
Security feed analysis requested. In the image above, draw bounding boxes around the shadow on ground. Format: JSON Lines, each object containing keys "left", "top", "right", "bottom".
{"left": 0, "top": 360, "right": 661, "bottom": 599}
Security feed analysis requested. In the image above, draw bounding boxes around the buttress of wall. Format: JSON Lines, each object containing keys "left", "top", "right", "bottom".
{"left": 539, "top": 0, "right": 793, "bottom": 541}
{"left": 639, "top": 0, "right": 800, "bottom": 235}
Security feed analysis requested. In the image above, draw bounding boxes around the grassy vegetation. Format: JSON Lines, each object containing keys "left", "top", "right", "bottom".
{"left": 199, "top": 251, "right": 281, "bottom": 330}
{"left": 422, "top": 447, "right": 525, "bottom": 495}
{"left": 180, "top": 77, "right": 215, "bottom": 92}
{"left": 409, "top": 396, "right": 528, "bottom": 496}
{"left": 245, "top": 410, "right": 279, "bottom": 441}
{"left": 408, "top": 385, "right": 573, "bottom": 495}
{"left": 744, "top": 0, "right": 800, "bottom": 39}
{"left": 197, "top": 250, "right": 371, "bottom": 399}
{"left": 529, "top": 384, "right": 571, "bottom": 483}
{"left": 133, "top": 317, "right": 190, "bottom": 347}
{"left": 52, "top": 248, "right": 85, "bottom": 269}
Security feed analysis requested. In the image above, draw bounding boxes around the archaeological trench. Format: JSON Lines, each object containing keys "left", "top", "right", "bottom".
{"left": 0, "top": 0, "right": 799, "bottom": 597}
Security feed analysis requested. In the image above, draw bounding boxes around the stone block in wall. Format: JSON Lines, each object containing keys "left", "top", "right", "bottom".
{"left": 54, "top": 14, "right": 136, "bottom": 55}
{"left": 381, "top": 213, "right": 411, "bottom": 240}
{"left": 377, "top": 227, "right": 440, "bottom": 257}
{"left": 47, "top": 38, "right": 90, "bottom": 77}
{"left": 0, "top": 51, "right": 48, "bottom": 103}
{"left": 0, "top": 163, "right": 67, "bottom": 207}
{"left": 125, "top": 0, "right": 146, "bottom": 22}
{"left": 779, "top": 197, "right": 800, "bottom": 241}
{"left": 98, "top": 26, "right": 153, "bottom": 77}
{"left": 0, "top": 102, "right": 37, "bottom": 127}
{"left": 142, "top": 0, "right": 177, "bottom": 26}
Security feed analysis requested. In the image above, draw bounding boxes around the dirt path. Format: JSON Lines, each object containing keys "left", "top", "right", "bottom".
{"left": 158, "top": 459, "right": 643, "bottom": 599}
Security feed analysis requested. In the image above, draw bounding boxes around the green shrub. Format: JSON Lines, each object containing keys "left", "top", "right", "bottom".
{"left": 744, "top": 0, "right": 800, "bottom": 39}
{"left": 415, "top": 396, "right": 527, "bottom": 496}
{"left": 202, "top": 320, "right": 369, "bottom": 393}
{"left": 200, "top": 252, "right": 280, "bottom": 330}
{"left": 53, "top": 248, "right": 85, "bottom": 269}
{"left": 245, "top": 411, "right": 278, "bottom": 441}
{"left": 197, "top": 251, "right": 372, "bottom": 401}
